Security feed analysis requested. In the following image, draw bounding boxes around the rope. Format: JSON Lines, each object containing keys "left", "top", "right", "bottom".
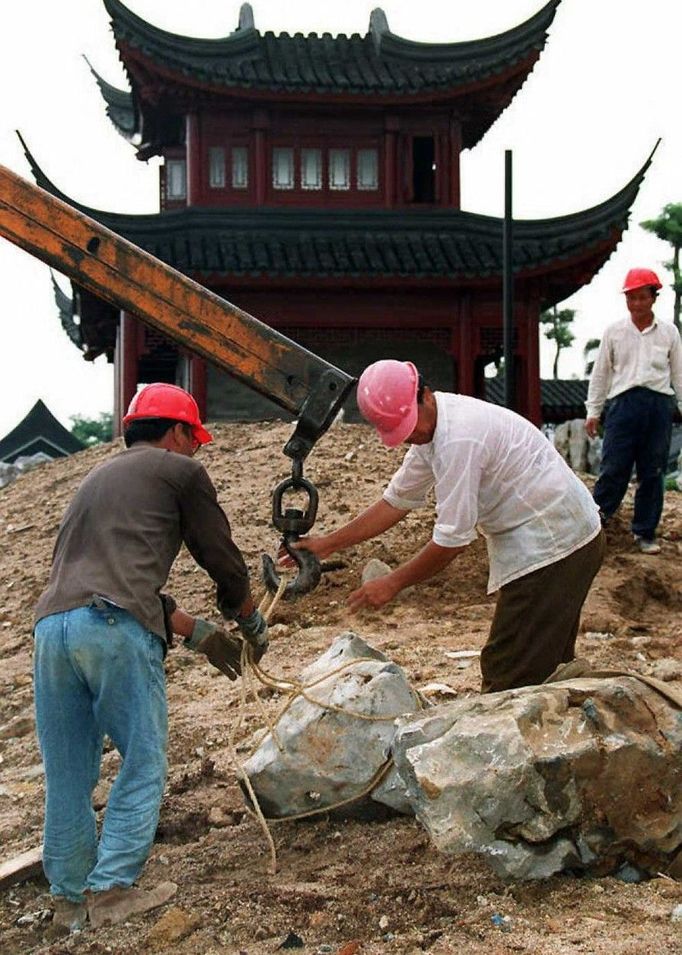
{"left": 227, "top": 569, "right": 423, "bottom": 873}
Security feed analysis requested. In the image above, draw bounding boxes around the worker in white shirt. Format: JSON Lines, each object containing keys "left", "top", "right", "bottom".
{"left": 285, "top": 360, "right": 604, "bottom": 693}
{"left": 585, "top": 268, "right": 682, "bottom": 554}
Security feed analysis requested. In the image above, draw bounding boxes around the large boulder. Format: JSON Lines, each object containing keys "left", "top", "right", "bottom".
{"left": 392, "top": 675, "right": 682, "bottom": 880}
{"left": 242, "top": 633, "right": 422, "bottom": 819}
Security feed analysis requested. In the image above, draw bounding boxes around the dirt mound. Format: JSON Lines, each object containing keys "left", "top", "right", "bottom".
{"left": 1, "top": 421, "right": 681, "bottom": 954}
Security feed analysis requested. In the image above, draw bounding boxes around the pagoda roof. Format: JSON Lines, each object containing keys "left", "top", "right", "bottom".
{"left": 101, "top": 0, "right": 560, "bottom": 153}
{"left": 84, "top": 57, "right": 137, "bottom": 142}
{"left": 0, "top": 400, "right": 85, "bottom": 463}
{"left": 24, "top": 138, "right": 653, "bottom": 309}
{"left": 486, "top": 377, "right": 587, "bottom": 421}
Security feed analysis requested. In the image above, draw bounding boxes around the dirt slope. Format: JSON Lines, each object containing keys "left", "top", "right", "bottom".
{"left": 1, "top": 421, "right": 681, "bottom": 955}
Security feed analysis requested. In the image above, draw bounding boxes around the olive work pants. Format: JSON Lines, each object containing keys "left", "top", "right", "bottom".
{"left": 480, "top": 530, "right": 606, "bottom": 693}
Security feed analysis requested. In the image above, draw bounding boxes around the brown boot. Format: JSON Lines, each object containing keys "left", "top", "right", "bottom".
{"left": 87, "top": 881, "right": 178, "bottom": 928}
{"left": 45, "top": 897, "right": 87, "bottom": 939}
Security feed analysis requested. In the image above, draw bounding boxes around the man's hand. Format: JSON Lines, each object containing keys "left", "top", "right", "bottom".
{"left": 585, "top": 416, "right": 600, "bottom": 439}
{"left": 348, "top": 574, "right": 400, "bottom": 612}
{"left": 278, "top": 535, "right": 334, "bottom": 568}
{"left": 184, "top": 618, "right": 242, "bottom": 680}
{"left": 234, "top": 608, "right": 269, "bottom": 663}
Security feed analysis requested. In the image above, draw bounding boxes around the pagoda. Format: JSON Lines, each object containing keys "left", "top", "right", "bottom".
{"left": 33, "top": 0, "right": 653, "bottom": 428}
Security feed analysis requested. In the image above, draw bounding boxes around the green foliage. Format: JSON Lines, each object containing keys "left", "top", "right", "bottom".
{"left": 70, "top": 412, "right": 113, "bottom": 447}
{"left": 640, "top": 203, "right": 682, "bottom": 332}
{"left": 540, "top": 306, "right": 576, "bottom": 378}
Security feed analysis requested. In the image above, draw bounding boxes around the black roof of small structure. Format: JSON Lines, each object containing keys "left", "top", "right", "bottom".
{"left": 23, "top": 138, "right": 655, "bottom": 308}
{"left": 100, "top": 0, "right": 560, "bottom": 152}
{"left": 0, "top": 400, "right": 85, "bottom": 463}
{"left": 486, "top": 377, "right": 588, "bottom": 420}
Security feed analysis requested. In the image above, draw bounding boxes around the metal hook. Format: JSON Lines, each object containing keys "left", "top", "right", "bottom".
{"left": 261, "top": 536, "right": 321, "bottom": 600}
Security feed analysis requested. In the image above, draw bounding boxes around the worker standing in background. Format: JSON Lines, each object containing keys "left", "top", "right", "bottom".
{"left": 33, "top": 383, "right": 268, "bottom": 934}
{"left": 285, "top": 360, "right": 604, "bottom": 694}
{"left": 585, "top": 268, "right": 682, "bottom": 554}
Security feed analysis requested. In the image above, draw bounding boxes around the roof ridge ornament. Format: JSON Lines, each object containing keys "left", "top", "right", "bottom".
{"left": 236, "top": 3, "right": 255, "bottom": 33}
{"left": 369, "top": 8, "right": 390, "bottom": 51}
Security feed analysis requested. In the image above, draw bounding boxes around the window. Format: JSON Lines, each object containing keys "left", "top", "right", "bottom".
{"left": 301, "top": 148, "right": 322, "bottom": 190}
{"left": 357, "top": 148, "right": 378, "bottom": 190}
{"left": 208, "top": 147, "right": 225, "bottom": 188}
{"left": 166, "top": 159, "right": 187, "bottom": 200}
{"left": 272, "top": 147, "right": 294, "bottom": 190}
{"left": 328, "top": 149, "right": 350, "bottom": 190}
{"left": 231, "top": 147, "right": 249, "bottom": 189}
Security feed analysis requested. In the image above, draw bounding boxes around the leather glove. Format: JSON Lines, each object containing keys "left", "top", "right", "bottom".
{"left": 184, "top": 618, "right": 242, "bottom": 681}
{"left": 234, "top": 608, "right": 269, "bottom": 663}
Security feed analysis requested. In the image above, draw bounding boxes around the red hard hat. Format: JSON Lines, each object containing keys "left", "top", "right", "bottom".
{"left": 622, "top": 268, "right": 662, "bottom": 293}
{"left": 123, "top": 383, "right": 213, "bottom": 445}
{"left": 356, "top": 360, "right": 420, "bottom": 447}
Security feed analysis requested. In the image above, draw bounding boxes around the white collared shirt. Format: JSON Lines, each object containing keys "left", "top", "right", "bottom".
{"left": 383, "top": 393, "right": 601, "bottom": 594}
{"left": 585, "top": 316, "right": 682, "bottom": 418}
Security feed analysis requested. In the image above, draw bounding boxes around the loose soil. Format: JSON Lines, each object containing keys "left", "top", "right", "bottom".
{"left": 0, "top": 421, "right": 680, "bottom": 955}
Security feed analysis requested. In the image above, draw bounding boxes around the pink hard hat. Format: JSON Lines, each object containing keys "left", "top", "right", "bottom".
{"left": 356, "top": 360, "right": 420, "bottom": 447}
{"left": 622, "top": 268, "right": 662, "bottom": 293}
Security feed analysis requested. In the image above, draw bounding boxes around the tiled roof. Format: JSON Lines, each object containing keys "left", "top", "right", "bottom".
{"left": 486, "top": 377, "right": 588, "bottom": 419}
{"left": 24, "top": 139, "right": 652, "bottom": 306}
{"left": 0, "top": 400, "right": 84, "bottom": 463}
{"left": 102, "top": 0, "right": 560, "bottom": 148}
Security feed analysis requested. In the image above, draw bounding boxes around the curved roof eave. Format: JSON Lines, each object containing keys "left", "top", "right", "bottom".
{"left": 84, "top": 56, "right": 139, "bottom": 143}
{"left": 103, "top": 0, "right": 559, "bottom": 100}
{"left": 18, "top": 134, "right": 655, "bottom": 286}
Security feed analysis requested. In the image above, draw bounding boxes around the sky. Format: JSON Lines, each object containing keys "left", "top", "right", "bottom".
{"left": 0, "top": 0, "right": 678, "bottom": 437}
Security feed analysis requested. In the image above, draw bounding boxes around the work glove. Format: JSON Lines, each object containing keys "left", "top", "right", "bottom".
{"left": 234, "top": 608, "right": 269, "bottom": 664}
{"left": 184, "top": 618, "right": 242, "bottom": 681}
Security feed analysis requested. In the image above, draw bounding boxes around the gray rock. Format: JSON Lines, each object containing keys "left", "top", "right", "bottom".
{"left": 648, "top": 657, "right": 682, "bottom": 682}
{"left": 243, "top": 633, "right": 421, "bottom": 818}
{"left": 568, "top": 418, "right": 588, "bottom": 472}
{"left": 361, "top": 558, "right": 392, "bottom": 584}
{"left": 392, "top": 676, "right": 682, "bottom": 880}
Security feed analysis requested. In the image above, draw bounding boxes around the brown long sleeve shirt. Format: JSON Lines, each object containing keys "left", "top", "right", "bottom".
{"left": 35, "top": 443, "right": 250, "bottom": 643}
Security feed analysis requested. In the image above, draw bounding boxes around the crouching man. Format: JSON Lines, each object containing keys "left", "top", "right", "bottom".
{"left": 33, "top": 383, "right": 267, "bottom": 934}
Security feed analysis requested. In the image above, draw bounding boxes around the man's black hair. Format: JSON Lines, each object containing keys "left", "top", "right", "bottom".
{"left": 123, "top": 418, "right": 189, "bottom": 447}
{"left": 417, "top": 373, "right": 426, "bottom": 404}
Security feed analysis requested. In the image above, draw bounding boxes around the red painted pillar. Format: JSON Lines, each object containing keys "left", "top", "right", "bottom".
{"left": 384, "top": 116, "right": 398, "bottom": 209}
{"left": 189, "top": 356, "right": 207, "bottom": 422}
{"left": 457, "top": 298, "right": 474, "bottom": 395}
{"left": 115, "top": 311, "right": 139, "bottom": 435}
{"left": 186, "top": 113, "right": 201, "bottom": 205}
{"left": 525, "top": 304, "right": 542, "bottom": 425}
{"left": 253, "top": 109, "right": 268, "bottom": 205}
{"left": 448, "top": 119, "right": 461, "bottom": 208}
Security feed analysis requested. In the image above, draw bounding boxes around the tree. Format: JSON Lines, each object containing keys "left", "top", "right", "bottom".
{"left": 583, "top": 338, "right": 601, "bottom": 377}
{"left": 540, "top": 306, "right": 576, "bottom": 379}
{"left": 640, "top": 202, "right": 682, "bottom": 334}
{"left": 70, "top": 412, "right": 113, "bottom": 447}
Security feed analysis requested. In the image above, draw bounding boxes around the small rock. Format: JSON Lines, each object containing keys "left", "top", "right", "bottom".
{"left": 491, "top": 913, "right": 512, "bottom": 932}
{"left": 585, "top": 631, "right": 614, "bottom": 641}
{"left": 671, "top": 903, "right": 682, "bottom": 922}
{"left": 649, "top": 658, "right": 682, "bottom": 682}
{"left": 0, "top": 715, "right": 34, "bottom": 740}
{"left": 362, "top": 558, "right": 392, "bottom": 584}
{"left": 145, "top": 908, "right": 200, "bottom": 950}
{"left": 378, "top": 915, "right": 390, "bottom": 930}
{"left": 254, "top": 926, "right": 269, "bottom": 941}
{"left": 278, "top": 930, "right": 304, "bottom": 948}
{"left": 207, "top": 806, "right": 234, "bottom": 828}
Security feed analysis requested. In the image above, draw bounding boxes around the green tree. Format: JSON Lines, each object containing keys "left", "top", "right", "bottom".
{"left": 640, "top": 202, "right": 682, "bottom": 334}
{"left": 583, "top": 337, "right": 601, "bottom": 377}
{"left": 70, "top": 412, "right": 113, "bottom": 447}
{"left": 540, "top": 306, "right": 576, "bottom": 379}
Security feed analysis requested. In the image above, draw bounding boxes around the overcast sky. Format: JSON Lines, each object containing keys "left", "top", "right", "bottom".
{"left": 0, "top": 0, "right": 678, "bottom": 437}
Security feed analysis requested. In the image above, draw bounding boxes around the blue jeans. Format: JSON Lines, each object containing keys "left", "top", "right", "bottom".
{"left": 33, "top": 603, "right": 167, "bottom": 902}
{"left": 593, "top": 387, "right": 674, "bottom": 539}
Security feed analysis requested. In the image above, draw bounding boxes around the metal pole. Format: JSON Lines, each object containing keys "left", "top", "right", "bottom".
{"left": 503, "top": 149, "right": 514, "bottom": 409}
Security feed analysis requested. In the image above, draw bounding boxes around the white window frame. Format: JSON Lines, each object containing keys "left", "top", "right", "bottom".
{"left": 272, "top": 147, "right": 295, "bottom": 190}
{"left": 328, "top": 148, "right": 350, "bottom": 191}
{"left": 301, "top": 148, "right": 322, "bottom": 190}
{"left": 231, "top": 146, "right": 249, "bottom": 190}
{"left": 208, "top": 147, "right": 225, "bottom": 188}
{"left": 166, "top": 159, "right": 187, "bottom": 200}
{"left": 357, "top": 148, "right": 378, "bottom": 191}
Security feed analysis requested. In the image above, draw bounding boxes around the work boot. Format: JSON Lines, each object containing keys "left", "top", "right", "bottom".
{"left": 45, "top": 897, "right": 87, "bottom": 939}
{"left": 87, "top": 881, "right": 178, "bottom": 928}
{"left": 633, "top": 535, "right": 661, "bottom": 555}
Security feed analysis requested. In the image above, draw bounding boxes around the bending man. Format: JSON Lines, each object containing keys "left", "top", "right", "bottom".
{"left": 288, "top": 360, "right": 604, "bottom": 694}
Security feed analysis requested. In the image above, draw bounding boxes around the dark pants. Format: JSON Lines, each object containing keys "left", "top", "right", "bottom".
{"left": 593, "top": 387, "right": 674, "bottom": 539}
{"left": 480, "top": 531, "right": 606, "bottom": 693}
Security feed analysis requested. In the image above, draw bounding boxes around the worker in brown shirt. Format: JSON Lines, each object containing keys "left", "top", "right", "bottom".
{"left": 33, "top": 383, "right": 266, "bottom": 933}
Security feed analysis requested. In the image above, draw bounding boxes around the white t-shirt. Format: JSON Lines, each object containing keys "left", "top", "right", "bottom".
{"left": 383, "top": 393, "right": 601, "bottom": 593}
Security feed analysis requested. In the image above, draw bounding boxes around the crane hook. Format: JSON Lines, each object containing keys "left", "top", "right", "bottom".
{"left": 261, "top": 468, "right": 322, "bottom": 599}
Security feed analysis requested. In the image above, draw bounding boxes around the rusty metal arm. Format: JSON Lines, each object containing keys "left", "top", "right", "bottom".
{"left": 0, "top": 163, "right": 355, "bottom": 462}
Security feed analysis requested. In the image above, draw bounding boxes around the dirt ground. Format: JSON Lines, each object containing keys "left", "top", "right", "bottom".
{"left": 0, "top": 420, "right": 681, "bottom": 955}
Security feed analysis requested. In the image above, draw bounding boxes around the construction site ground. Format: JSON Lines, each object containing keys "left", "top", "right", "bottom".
{"left": 0, "top": 421, "right": 681, "bottom": 955}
